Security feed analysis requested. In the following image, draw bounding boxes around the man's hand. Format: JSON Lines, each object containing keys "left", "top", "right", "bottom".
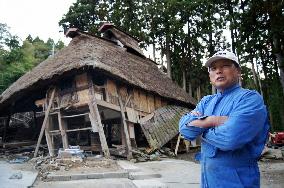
{"left": 208, "top": 116, "right": 228, "bottom": 126}
{"left": 190, "top": 111, "right": 202, "bottom": 116}
{"left": 190, "top": 115, "right": 228, "bottom": 128}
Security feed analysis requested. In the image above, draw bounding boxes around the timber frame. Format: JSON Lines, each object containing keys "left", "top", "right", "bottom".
{"left": 0, "top": 24, "right": 196, "bottom": 158}
{"left": 33, "top": 71, "right": 169, "bottom": 158}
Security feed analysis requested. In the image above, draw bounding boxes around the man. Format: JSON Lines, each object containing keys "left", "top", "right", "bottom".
{"left": 179, "top": 50, "right": 269, "bottom": 188}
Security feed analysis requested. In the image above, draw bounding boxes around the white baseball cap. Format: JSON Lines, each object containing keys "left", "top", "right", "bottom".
{"left": 205, "top": 50, "right": 239, "bottom": 67}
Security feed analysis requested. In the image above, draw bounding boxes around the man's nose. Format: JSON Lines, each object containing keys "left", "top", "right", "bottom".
{"left": 215, "top": 67, "right": 223, "bottom": 74}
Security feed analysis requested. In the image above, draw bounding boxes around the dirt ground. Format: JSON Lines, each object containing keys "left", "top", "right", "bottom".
{"left": 176, "top": 149, "right": 284, "bottom": 188}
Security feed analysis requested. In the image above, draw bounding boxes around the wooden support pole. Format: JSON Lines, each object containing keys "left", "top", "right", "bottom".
{"left": 175, "top": 134, "right": 181, "bottom": 156}
{"left": 88, "top": 76, "right": 110, "bottom": 158}
{"left": 118, "top": 95, "right": 133, "bottom": 160}
{"left": 88, "top": 100, "right": 110, "bottom": 158}
{"left": 45, "top": 117, "right": 55, "bottom": 156}
{"left": 34, "top": 88, "right": 56, "bottom": 158}
{"left": 58, "top": 111, "right": 69, "bottom": 149}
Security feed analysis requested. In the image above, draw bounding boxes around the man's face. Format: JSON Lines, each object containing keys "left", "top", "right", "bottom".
{"left": 209, "top": 59, "right": 240, "bottom": 92}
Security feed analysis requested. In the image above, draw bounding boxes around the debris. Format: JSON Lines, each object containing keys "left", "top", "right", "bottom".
{"left": 261, "top": 147, "right": 283, "bottom": 160}
{"left": 58, "top": 146, "right": 85, "bottom": 159}
{"left": 9, "top": 156, "right": 29, "bottom": 164}
{"left": 9, "top": 172, "right": 23, "bottom": 179}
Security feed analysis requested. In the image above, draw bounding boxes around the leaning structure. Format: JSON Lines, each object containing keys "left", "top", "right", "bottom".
{"left": 0, "top": 23, "right": 196, "bottom": 159}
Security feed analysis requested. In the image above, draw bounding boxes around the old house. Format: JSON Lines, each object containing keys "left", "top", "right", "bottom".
{"left": 0, "top": 23, "right": 196, "bottom": 159}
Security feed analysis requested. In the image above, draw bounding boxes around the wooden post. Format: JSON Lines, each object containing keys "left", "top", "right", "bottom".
{"left": 3, "top": 114, "right": 11, "bottom": 143}
{"left": 118, "top": 95, "right": 133, "bottom": 159}
{"left": 58, "top": 111, "right": 69, "bottom": 149}
{"left": 45, "top": 117, "right": 55, "bottom": 156}
{"left": 175, "top": 134, "right": 181, "bottom": 156}
{"left": 88, "top": 100, "right": 110, "bottom": 158}
{"left": 88, "top": 76, "right": 110, "bottom": 158}
{"left": 34, "top": 88, "right": 56, "bottom": 158}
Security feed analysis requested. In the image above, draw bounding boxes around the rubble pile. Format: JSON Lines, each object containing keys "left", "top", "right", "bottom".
{"left": 130, "top": 147, "right": 175, "bottom": 163}
{"left": 28, "top": 146, "right": 121, "bottom": 180}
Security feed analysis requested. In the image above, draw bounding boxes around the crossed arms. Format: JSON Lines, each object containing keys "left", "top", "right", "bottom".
{"left": 179, "top": 91, "right": 268, "bottom": 151}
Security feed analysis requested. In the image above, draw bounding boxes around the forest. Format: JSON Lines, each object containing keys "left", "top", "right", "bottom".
{"left": 0, "top": 0, "right": 283, "bottom": 131}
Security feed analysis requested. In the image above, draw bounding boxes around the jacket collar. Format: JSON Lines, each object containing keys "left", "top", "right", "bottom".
{"left": 217, "top": 83, "right": 240, "bottom": 96}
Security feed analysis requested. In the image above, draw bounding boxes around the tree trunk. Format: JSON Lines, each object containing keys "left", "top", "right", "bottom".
{"left": 152, "top": 42, "right": 156, "bottom": 63}
{"left": 197, "top": 86, "right": 201, "bottom": 101}
{"left": 182, "top": 70, "right": 186, "bottom": 90}
{"left": 256, "top": 63, "right": 264, "bottom": 96}
{"left": 166, "top": 35, "right": 171, "bottom": 79}
{"left": 251, "top": 59, "right": 259, "bottom": 89}
{"left": 227, "top": 0, "right": 236, "bottom": 53}
{"left": 273, "top": 36, "right": 284, "bottom": 93}
{"left": 188, "top": 81, "right": 193, "bottom": 97}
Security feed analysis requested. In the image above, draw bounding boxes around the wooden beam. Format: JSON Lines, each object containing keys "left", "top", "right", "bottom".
{"left": 96, "top": 99, "right": 120, "bottom": 111}
{"left": 118, "top": 95, "right": 133, "bottom": 160}
{"left": 58, "top": 111, "right": 69, "bottom": 149}
{"left": 65, "top": 127, "right": 92, "bottom": 132}
{"left": 34, "top": 88, "right": 56, "bottom": 158}
{"left": 88, "top": 77, "right": 110, "bottom": 158}
{"left": 61, "top": 113, "right": 89, "bottom": 118}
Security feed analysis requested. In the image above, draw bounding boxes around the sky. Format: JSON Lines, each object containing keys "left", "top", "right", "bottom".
{"left": 0, "top": 0, "right": 77, "bottom": 44}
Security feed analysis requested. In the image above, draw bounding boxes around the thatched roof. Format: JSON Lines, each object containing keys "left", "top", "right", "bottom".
{"left": 98, "top": 23, "right": 144, "bottom": 56}
{"left": 140, "top": 105, "right": 189, "bottom": 150}
{"left": 0, "top": 30, "right": 196, "bottom": 114}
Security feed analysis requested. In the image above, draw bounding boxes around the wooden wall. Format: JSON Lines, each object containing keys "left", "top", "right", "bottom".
{"left": 35, "top": 73, "right": 168, "bottom": 116}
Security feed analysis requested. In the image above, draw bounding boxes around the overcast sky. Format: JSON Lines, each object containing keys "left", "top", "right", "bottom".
{"left": 0, "top": 0, "right": 76, "bottom": 44}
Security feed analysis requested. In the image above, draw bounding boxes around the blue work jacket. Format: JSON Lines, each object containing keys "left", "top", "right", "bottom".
{"left": 179, "top": 84, "right": 269, "bottom": 188}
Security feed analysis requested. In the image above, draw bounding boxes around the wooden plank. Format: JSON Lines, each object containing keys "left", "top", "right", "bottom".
{"left": 133, "top": 88, "right": 140, "bottom": 110}
{"left": 118, "top": 95, "right": 133, "bottom": 160}
{"left": 61, "top": 113, "right": 89, "bottom": 118}
{"left": 58, "top": 111, "right": 69, "bottom": 149}
{"left": 107, "top": 79, "right": 117, "bottom": 95}
{"left": 96, "top": 99, "right": 121, "bottom": 112}
{"left": 154, "top": 96, "right": 162, "bottom": 109}
{"left": 118, "top": 86, "right": 128, "bottom": 103}
{"left": 75, "top": 89, "right": 89, "bottom": 106}
{"left": 147, "top": 94, "right": 155, "bottom": 113}
{"left": 126, "top": 107, "right": 138, "bottom": 123}
{"left": 128, "top": 122, "right": 135, "bottom": 139}
{"left": 1, "top": 141, "right": 36, "bottom": 148}
{"left": 88, "top": 77, "right": 110, "bottom": 158}
{"left": 125, "top": 94, "right": 132, "bottom": 107}
{"left": 139, "top": 91, "right": 148, "bottom": 112}
{"left": 106, "top": 79, "right": 118, "bottom": 105}
{"left": 34, "top": 88, "right": 56, "bottom": 158}
{"left": 75, "top": 73, "right": 88, "bottom": 88}
{"left": 66, "top": 127, "right": 92, "bottom": 132}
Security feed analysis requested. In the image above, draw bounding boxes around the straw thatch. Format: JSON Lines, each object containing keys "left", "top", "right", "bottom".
{"left": 0, "top": 30, "right": 196, "bottom": 114}
{"left": 99, "top": 25, "right": 144, "bottom": 56}
{"left": 140, "top": 105, "right": 189, "bottom": 150}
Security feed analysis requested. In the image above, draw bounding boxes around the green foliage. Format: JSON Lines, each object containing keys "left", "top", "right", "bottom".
{"left": 0, "top": 23, "right": 66, "bottom": 94}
